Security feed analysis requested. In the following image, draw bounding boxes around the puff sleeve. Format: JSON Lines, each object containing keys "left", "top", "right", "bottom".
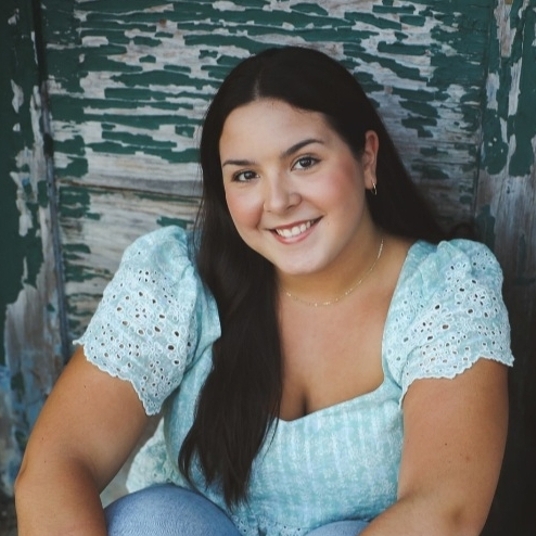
{"left": 385, "top": 239, "right": 514, "bottom": 401}
{"left": 74, "top": 226, "right": 220, "bottom": 415}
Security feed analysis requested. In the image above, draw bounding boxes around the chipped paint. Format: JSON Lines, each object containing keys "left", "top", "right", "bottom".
{"left": 473, "top": 1, "right": 536, "bottom": 532}
{"left": 1, "top": 0, "right": 63, "bottom": 496}
{"left": 39, "top": 0, "right": 528, "bottom": 340}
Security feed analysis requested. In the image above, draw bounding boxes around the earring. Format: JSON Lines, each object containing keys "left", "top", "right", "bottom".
{"left": 371, "top": 182, "right": 378, "bottom": 196}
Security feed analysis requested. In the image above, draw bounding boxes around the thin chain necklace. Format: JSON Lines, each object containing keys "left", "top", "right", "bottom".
{"left": 283, "top": 236, "right": 384, "bottom": 307}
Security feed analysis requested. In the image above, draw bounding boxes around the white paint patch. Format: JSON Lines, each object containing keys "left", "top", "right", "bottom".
{"left": 214, "top": 1, "right": 247, "bottom": 11}
{"left": 8, "top": 8, "right": 19, "bottom": 25}
{"left": 11, "top": 80, "right": 24, "bottom": 113}
{"left": 82, "top": 35, "right": 109, "bottom": 47}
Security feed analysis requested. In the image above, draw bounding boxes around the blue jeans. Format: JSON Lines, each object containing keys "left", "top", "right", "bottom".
{"left": 105, "top": 485, "right": 369, "bottom": 536}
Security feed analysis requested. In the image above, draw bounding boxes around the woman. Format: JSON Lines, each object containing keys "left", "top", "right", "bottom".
{"left": 15, "top": 46, "right": 513, "bottom": 536}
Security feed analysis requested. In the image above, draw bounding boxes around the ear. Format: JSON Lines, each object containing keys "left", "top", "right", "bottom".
{"left": 361, "top": 130, "right": 379, "bottom": 191}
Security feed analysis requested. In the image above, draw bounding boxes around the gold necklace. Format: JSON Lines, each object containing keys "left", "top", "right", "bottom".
{"left": 283, "top": 237, "right": 384, "bottom": 307}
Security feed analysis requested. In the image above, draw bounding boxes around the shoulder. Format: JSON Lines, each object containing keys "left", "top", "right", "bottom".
{"left": 384, "top": 239, "right": 513, "bottom": 395}
{"left": 403, "top": 239, "right": 503, "bottom": 291}
{"left": 121, "top": 225, "right": 197, "bottom": 277}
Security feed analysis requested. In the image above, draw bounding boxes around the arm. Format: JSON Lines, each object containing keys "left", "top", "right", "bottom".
{"left": 361, "top": 358, "right": 509, "bottom": 535}
{"left": 15, "top": 346, "right": 150, "bottom": 536}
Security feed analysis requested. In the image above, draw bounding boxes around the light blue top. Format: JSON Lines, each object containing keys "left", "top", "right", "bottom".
{"left": 76, "top": 226, "right": 514, "bottom": 536}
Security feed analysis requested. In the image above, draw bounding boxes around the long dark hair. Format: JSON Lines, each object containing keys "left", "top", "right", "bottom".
{"left": 179, "top": 46, "right": 446, "bottom": 505}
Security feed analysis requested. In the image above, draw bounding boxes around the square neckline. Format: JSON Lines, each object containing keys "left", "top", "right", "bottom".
{"left": 276, "top": 240, "right": 428, "bottom": 425}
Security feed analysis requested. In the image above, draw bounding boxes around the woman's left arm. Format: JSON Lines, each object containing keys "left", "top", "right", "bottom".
{"left": 361, "top": 358, "right": 509, "bottom": 536}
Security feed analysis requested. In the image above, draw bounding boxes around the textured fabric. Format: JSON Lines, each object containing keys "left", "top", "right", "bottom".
{"left": 75, "top": 226, "right": 514, "bottom": 536}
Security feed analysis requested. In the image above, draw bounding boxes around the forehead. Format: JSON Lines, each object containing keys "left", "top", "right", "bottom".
{"left": 219, "top": 99, "right": 336, "bottom": 157}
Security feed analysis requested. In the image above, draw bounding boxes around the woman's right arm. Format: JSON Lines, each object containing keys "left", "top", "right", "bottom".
{"left": 15, "top": 346, "right": 150, "bottom": 536}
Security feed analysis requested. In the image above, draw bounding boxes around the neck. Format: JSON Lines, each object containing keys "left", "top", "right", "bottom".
{"left": 278, "top": 228, "right": 385, "bottom": 306}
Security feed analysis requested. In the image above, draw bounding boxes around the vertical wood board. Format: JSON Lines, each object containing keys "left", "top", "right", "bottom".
{"left": 0, "top": 0, "right": 62, "bottom": 496}
{"left": 475, "top": 1, "right": 536, "bottom": 533}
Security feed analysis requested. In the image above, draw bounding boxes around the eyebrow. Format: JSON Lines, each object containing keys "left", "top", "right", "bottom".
{"left": 221, "top": 138, "right": 324, "bottom": 168}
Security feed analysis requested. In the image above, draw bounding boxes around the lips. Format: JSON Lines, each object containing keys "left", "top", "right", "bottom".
{"left": 272, "top": 218, "right": 320, "bottom": 239}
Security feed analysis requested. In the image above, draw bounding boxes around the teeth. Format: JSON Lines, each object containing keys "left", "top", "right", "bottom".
{"left": 275, "top": 220, "right": 313, "bottom": 238}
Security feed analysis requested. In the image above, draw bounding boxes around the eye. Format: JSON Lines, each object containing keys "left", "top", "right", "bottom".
{"left": 292, "top": 156, "right": 318, "bottom": 170}
{"left": 232, "top": 169, "right": 258, "bottom": 182}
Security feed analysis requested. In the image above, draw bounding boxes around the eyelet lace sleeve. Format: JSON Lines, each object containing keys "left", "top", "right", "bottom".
{"left": 74, "top": 226, "right": 220, "bottom": 415}
{"left": 385, "top": 239, "right": 514, "bottom": 401}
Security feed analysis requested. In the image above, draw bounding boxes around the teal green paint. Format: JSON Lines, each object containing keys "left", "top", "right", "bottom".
{"left": 133, "top": 35, "right": 161, "bottom": 47}
{"left": 60, "top": 156, "right": 89, "bottom": 178}
{"left": 425, "top": 1, "right": 492, "bottom": 138}
{"left": 140, "top": 55, "right": 157, "bottom": 63}
{"left": 399, "top": 15, "right": 426, "bottom": 27}
{"left": 111, "top": 70, "right": 206, "bottom": 89}
{"left": 200, "top": 50, "right": 219, "bottom": 60}
{"left": 59, "top": 186, "right": 92, "bottom": 220}
{"left": 54, "top": 136, "right": 86, "bottom": 157}
{"left": 481, "top": 1, "right": 535, "bottom": 176}
{"left": 475, "top": 205, "right": 496, "bottom": 250}
{"left": 410, "top": 163, "right": 449, "bottom": 180}
{"left": 163, "top": 65, "right": 195, "bottom": 74}
{"left": 399, "top": 100, "right": 439, "bottom": 119}
{"left": 64, "top": 262, "right": 111, "bottom": 283}
{"left": 509, "top": 5, "right": 536, "bottom": 177}
{"left": 373, "top": 4, "right": 415, "bottom": 14}
{"left": 37, "top": 181, "right": 49, "bottom": 208}
{"left": 357, "top": 51, "right": 424, "bottom": 82}
{"left": 376, "top": 42, "right": 429, "bottom": 57}
{"left": 81, "top": 0, "right": 176, "bottom": 15}
{"left": 420, "top": 147, "right": 441, "bottom": 157}
{"left": 0, "top": 0, "right": 45, "bottom": 365}
{"left": 42, "top": 0, "right": 83, "bottom": 95}
{"left": 401, "top": 117, "right": 435, "bottom": 138}
{"left": 157, "top": 216, "right": 189, "bottom": 229}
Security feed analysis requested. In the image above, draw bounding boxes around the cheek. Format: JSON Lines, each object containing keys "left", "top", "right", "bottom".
{"left": 224, "top": 190, "right": 262, "bottom": 231}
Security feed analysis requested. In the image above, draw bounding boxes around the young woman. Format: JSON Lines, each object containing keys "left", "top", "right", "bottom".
{"left": 15, "top": 46, "right": 514, "bottom": 536}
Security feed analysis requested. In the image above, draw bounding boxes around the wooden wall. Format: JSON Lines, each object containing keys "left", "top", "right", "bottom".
{"left": 0, "top": 0, "right": 63, "bottom": 497}
{"left": 1, "top": 0, "right": 534, "bottom": 532}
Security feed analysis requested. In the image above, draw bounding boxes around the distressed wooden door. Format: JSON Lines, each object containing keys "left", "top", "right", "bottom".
{"left": 1, "top": 1, "right": 535, "bottom": 533}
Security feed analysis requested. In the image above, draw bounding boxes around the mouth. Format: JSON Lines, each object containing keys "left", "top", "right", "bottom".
{"left": 271, "top": 218, "right": 321, "bottom": 239}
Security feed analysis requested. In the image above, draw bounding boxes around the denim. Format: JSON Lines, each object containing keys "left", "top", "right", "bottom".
{"left": 104, "top": 485, "right": 369, "bottom": 536}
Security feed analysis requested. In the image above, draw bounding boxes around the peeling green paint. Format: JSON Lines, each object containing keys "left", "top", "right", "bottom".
{"left": 1, "top": 0, "right": 60, "bottom": 496}
{"left": 509, "top": 4, "right": 536, "bottom": 177}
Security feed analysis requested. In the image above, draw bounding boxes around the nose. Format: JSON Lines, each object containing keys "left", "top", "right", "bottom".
{"left": 263, "top": 172, "right": 300, "bottom": 213}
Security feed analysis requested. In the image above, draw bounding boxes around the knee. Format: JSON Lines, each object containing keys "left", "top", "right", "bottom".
{"left": 105, "top": 485, "right": 239, "bottom": 536}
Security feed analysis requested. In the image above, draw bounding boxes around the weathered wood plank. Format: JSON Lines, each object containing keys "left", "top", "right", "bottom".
{"left": 475, "top": 1, "right": 536, "bottom": 533}
{"left": 0, "top": 0, "right": 63, "bottom": 496}
{"left": 44, "top": 0, "right": 496, "bottom": 226}
{"left": 59, "top": 186, "right": 199, "bottom": 338}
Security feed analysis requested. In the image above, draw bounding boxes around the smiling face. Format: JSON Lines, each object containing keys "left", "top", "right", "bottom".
{"left": 219, "top": 99, "right": 379, "bottom": 284}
